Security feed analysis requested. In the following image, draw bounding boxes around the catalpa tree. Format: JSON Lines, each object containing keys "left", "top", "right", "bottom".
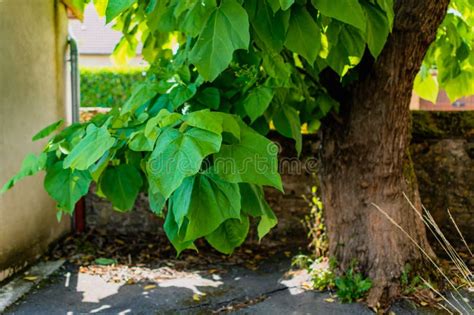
{"left": 3, "top": 0, "right": 473, "bottom": 305}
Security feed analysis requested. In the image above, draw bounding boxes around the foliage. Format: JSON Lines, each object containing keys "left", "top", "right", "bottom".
{"left": 80, "top": 67, "right": 146, "bottom": 108}
{"left": 415, "top": 1, "right": 474, "bottom": 102}
{"left": 334, "top": 262, "right": 372, "bottom": 303}
{"left": 303, "top": 183, "right": 328, "bottom": 257}
{"left": 292, "top": 255, "right": 370, "bottom": 299}
{"left": 2, "top": 108, "right": 279, "bottom": 255}
{"left": 400, "top": 264, "right": 425, "bottom": 295}
{"left": 292, "top": 255, "right": 335, "bottom": 291}
{"left": 3, "top": 0, "right": 473, "bottom": 255}
{"left": 310, "top": 257, "right": 336, "bottom": 291}
{"left": 291, "top": 254, "right": 335, "bottom": 292}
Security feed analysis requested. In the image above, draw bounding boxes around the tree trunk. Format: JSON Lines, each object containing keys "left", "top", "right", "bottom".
{"left": 318, "top": 0, "right": 450, "bottom": 307}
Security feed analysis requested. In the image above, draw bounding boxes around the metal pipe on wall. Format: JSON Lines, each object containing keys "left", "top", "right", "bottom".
{"left": 68, "top": 32, "right": 86, "bottom": 233}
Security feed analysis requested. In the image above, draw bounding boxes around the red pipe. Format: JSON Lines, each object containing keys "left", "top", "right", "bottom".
{"left": 73, "top": 197, "right": 86, "bottom": 233}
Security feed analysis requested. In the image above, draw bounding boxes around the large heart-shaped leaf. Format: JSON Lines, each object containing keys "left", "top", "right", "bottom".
{"left": 164, "top": 205, "right": 197, "bottom": 255}
{"left": 214, "top": 121, "right": 282, "bottom": 190}
{"left": 1, "top": 153, "right": 47, "bottom": 193}
{"left": 169, "top": 171, "right": 241, "bottom": 242}
{"left": 147, "top": 127, "right": 222, "bottom": 198}
{"left": 63, "top": 124, "right": 115, "bottom": 171}
{"left": 205, "top": 215, "right": 249, "bottom": 254}
{"left": 242, "top": 86, "right": 274, "bottom": 123}
{"left": 44, "top": 162, "right": 92, "bottom": 213}
{"left": 284, "top": 6, "right": 321, "bottom": 64}
{"left": 184, "top": 110, "right": 240, "bottom": 140}
{"left": 239, "top": 183, "right": 277, "bottom": 240}
{"left": 105, "top": 0, "right": 136, "bottom": 23}
{"left": 312, "top": 0, "right": 366, "bottom": 31}
{"left": 100, "top": 164, "right": 143, "bottom": 211}
{"left": 273, "top": 104, "right": 302, "bottom": 156}
{"left": 189, "top": 0, "right": 250, "bottom": 81}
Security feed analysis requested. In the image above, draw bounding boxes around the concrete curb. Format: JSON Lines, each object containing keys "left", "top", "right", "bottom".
{"left": 0, "top": 259, "right": 65, "bottom": 313}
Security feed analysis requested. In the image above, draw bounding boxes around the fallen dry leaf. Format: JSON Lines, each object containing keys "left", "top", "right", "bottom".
{"left": 193, "top": 293, "right": 206, "bottom": 301}
{"left": 23, "top": 276, "right": 38, "bottom": 281}
{"left": 144, "top": 284, "right": 156, "bottom": 290}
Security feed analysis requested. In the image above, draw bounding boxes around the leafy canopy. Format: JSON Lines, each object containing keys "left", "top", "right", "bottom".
{"left": 4, "top": 0, "right": 473, "bottom": 254}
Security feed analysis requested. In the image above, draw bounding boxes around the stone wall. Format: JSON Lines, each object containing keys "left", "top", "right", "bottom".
{"left": 411, "top": 111, "right": 474, "bottom": 245}
{"left": 85, "top": 112, "right": 474, "bottom": 245}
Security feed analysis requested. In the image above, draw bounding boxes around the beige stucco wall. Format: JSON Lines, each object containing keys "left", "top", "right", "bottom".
{"left": 0, "top": 0, "right": 70, "bottom": 281}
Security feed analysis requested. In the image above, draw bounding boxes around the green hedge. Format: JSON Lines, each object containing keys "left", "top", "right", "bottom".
{"left": 80, "top": 67, "right": 147, "bottom": 108}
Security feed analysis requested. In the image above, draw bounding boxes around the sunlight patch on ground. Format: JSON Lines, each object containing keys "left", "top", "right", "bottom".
{"left": 76, "top": 273, "right": 120, "bottom": 303}
{"left": 158, "top": 273, "right": 223, "bottom": 295}
{"left": 280, "top": 269, "right": 311, "bottom": 295}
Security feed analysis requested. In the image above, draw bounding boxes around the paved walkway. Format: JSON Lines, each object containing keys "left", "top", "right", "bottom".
{"left": 4, "top": 258, "right": 436, "bottom": 314}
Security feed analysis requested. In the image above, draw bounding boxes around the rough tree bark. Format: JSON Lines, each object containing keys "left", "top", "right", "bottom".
{"left": 318, "top": 0, "right": 450, "bottom": 307}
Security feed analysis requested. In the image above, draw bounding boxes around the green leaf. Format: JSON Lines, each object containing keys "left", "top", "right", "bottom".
{"left": 196, "top": 87, "right": 221, "bottom": 109}
{"left": 239, "top": 183, "right": 277, "bottom": 240}
{"left": 376, "top": 0, "right": 394, "bottom": 30}
{"left": 169, "top": 83, "right": 197, "bottom": 109}
{"left": 169, "top": 171, "right": 241, "bottom": 241}
{"left": 339, "top": 24, "right": 366, "bottom": 60}
{"left": 242, "top": 86, "right": 274, "bottom": 123}
{"left": 214, "top": 121, "right": 282, "bottom": 190}
{"left": 444, "top": 71, "right": 474, "bottom": 102}
{"left": 1, "top": 153, "right": 47, "bottom": 193}
{"left": 149, "top": 109, "right": 183, "bottom": 128}
{"left": 249, "top": 1, "right": 288, "bottom": 52}
{"left": 206, "top": 215, "right": 249, "bottom": 254}
{"left": 149, "top": 188, "right": 166, "bottom": 216}
{"left": 105, "top": 0, "right": 136, "bottom": 23}
{"left": 262, "top": 52, "right": 292, "bottom": 83}
{"left": 265, "top": 0, "right": 294, "bottom": 12}
{"left": 189, "top": 0, "right": 250, "bottom": 81}
{"left": 312, "top": 0, "right": 366, "bottom": 31}
{"left": 147, "top": 0, "right": 177, "bottom": 32}
{"left": 258, "top": 209, "right": 278, "bottom": 241}
{"left": 100, "top": 164, "right": 143, "bottom": 211}
{"left": 308, "top": 119, "right": 321, "bottom": 133}
{"left": 44, "top": 162, "right": 92, "bottom": 213}
{"left": 185, "top": 110, "right": 241, "bottom": 140}
{"left": 362, "top": 2, "right": 390, "bottom": 58}
{"left": 273, "top": 104, "right": 302, "bottom": 156}
{"left": 32, "top": 120, "right": 63, "bottom": 141}
{"left": 89, "top": 152, "right": 111, "bottom": 182}
{"left": 285, "top": 6, "right": 321, "bottom": 64}
{"left": 149, "top": 95, "right": 174, "bottom": 115}
{"left": 215, "top": 112, "right": 241, "bottom": 140}
{"left": 315, "top": 94, "right": 338, "bottom": 118}
{"left": 63, "top": 124, "right": 115, "bottom": 170}
{"left": 240, "top": 183, "right": 266, "bottom": 218}
{"left": 326, "top": 22, "right": 366, "bottom": 75}
{"left": 184, "top": 110, "right": 223, "bottom": 134}
{"left": 128, "top": 130, "right": 159, "bottom": 152}
{"left": 180, "top": 0, "right": 217, "bottom": 37}
{"left": 95, "top": 257, "right": 117, "bottom": 265}
{"left": 266, "top": 0, "right": 280, "bottom": 13}
{"left": 164, "top": 205, "right": 196, "bottom": 255}
{"left": 414, "top": 73, "right": 439, "bottom": 103}
{"left": 147, "top": 127, "right": 222, "bottom": 198}
{"left": 279, "top": 0, "right": 294, "bottom": 11}
{"left": 121, "top": 81, "right": 168, "bottom": 114}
